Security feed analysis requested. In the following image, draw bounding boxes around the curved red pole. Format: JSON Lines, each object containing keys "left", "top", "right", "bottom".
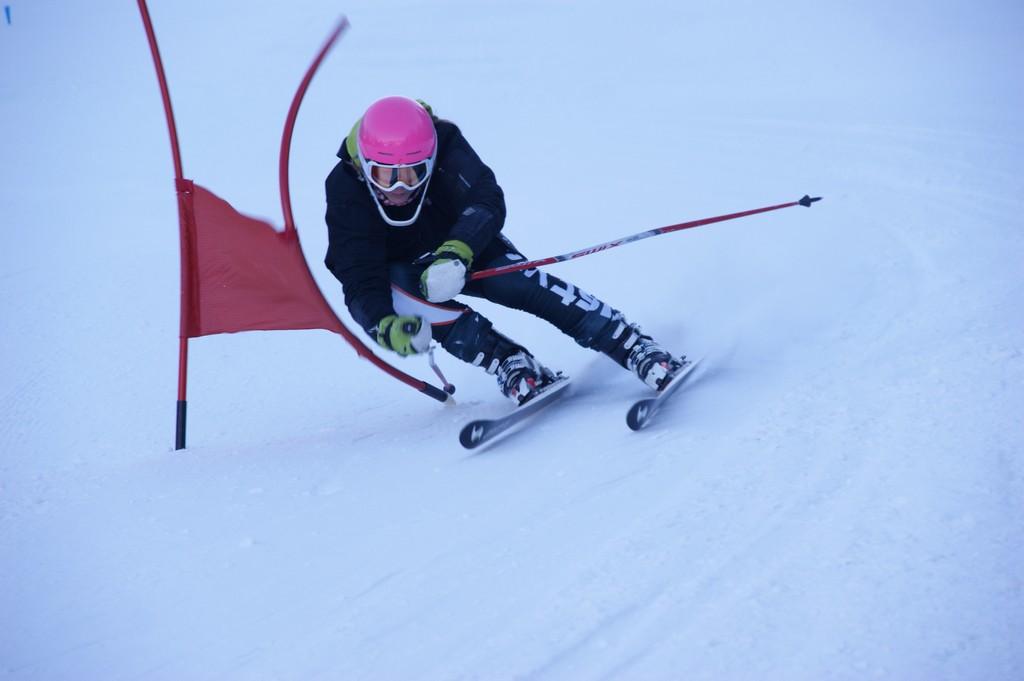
{"left": 137, "top": 0, "right": 195, "bottom": 447}
{"left": 278, "top": 18, "right": 450, "bottom": 402}
{"left": 279, "top": 18, "right": 348, "bottom": 234}
{"left": 137, "top": 0, "right": 183, "bottom": 180}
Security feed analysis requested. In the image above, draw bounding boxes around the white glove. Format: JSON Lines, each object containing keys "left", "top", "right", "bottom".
{"left": 420, "top": 258, "right": 468, "bottom": 302}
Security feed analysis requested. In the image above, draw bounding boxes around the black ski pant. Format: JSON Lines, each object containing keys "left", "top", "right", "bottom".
{"left": 388, "top": 237, "right": 633, "bottom": 373}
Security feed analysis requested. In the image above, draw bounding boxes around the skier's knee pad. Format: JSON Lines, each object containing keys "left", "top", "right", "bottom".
{"left": 442, "top": 312, "right": 524, "bottom": 373}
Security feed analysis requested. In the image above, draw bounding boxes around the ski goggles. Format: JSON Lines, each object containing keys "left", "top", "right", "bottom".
{"left": 363, "top": 158, "right": 433, "bottom": 193}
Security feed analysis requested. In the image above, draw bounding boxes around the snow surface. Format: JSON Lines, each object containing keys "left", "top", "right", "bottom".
{"left": 2, "top": 1, "right": 1023, "bottom": 679}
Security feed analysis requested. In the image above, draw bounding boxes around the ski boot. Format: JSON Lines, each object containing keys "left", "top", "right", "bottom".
{"left": 496, "top": 351, "right": 559, "bottom": 406}
{"left": 624, "top": 334, "right": 686, "bottom": 391}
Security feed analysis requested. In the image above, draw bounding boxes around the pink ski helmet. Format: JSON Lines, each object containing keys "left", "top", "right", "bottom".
{"left": 355, "top": 96, "right": 437, "bottom": 227}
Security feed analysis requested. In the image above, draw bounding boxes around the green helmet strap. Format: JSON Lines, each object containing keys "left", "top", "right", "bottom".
{"left": 345, "top": 116, "right": 363, "bottom": 172}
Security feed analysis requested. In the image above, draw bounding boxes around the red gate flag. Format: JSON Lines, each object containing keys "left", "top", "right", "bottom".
{"left": 136, "top": 2, "right": 451, "bottom": 449}
{"left": 177, "top": 179, "right": 344, "bottom": 337}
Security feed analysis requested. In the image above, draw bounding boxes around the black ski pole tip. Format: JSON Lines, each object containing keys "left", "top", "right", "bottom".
{"left": 799, "top": 195, "right": 823, "bottom": 207}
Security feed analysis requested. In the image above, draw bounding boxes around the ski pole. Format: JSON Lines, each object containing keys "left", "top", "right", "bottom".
{"left": 427, "top": 346, "right": 457, "bottom": 396}
{"left": 469, "top": 195, "right": 822, "bottom": 281}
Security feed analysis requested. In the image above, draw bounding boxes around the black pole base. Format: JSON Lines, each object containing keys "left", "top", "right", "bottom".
{"left": 175, "top": 400, "right": 187, "bottom": 450}
{"left": 421, "top": 383, "right": 454, "bottom": 403}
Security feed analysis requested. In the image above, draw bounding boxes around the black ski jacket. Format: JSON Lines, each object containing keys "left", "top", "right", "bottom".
{"left": 324, "top": 118, "right": 507, "bottom": 334}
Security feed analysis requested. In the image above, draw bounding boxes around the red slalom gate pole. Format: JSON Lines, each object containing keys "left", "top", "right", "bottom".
{"left": 136, "top": 0, "right": 192, "bottom": 449}
{"left": 470, "top": 195, "right": 822, "bottom": 281}
{"left": 280, "top": 18, "right": 349, "bottom": 235}
{"left": 277, "top": 18, "right": 452, "bottom": 403}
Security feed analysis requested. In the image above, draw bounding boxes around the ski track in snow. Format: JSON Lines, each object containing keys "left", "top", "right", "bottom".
{"left": 2, "top": 1, "right": 1023, "bottom": 679}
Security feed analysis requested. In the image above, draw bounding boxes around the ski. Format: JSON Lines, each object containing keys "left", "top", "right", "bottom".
{"left": 626, "top": 357, "right": 703, "bottom": 431}
{"left": 459, "top": 376, "right": 571, "bottom": 450}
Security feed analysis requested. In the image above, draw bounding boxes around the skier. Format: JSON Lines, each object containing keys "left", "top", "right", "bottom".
{"left": 325, "top": 96, "right": 686, "bottom": 405}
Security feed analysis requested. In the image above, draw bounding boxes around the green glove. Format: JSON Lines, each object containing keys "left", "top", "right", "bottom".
{"left": 375, "top": 314, "right": 431, "bottom": 356}
{"left": 420, "top": 239, "right": 473, "bottom": 303}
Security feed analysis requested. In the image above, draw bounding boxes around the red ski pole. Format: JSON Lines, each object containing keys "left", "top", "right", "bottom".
{"left": 470, "top": 195, "right": 822, "bottom": 281}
